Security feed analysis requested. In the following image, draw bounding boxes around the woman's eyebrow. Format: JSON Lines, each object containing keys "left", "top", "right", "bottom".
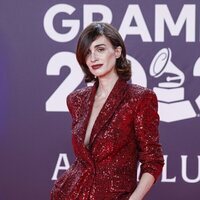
{"left": 94, "top": 44, "right": 106, "bottom": 48}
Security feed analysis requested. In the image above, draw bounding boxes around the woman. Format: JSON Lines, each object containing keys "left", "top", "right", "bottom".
{"left": 51, "top": 22, "right": 164, "bottom": 200}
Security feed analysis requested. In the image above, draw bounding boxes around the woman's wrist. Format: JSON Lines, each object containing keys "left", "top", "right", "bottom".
{"left": 129, "top": 192, "right": 143, "bottom": 200}
{"left": 128, "top": 173, "right": 155, "bottom": 200}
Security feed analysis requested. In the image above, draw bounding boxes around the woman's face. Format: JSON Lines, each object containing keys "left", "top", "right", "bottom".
{"left": 85, "top": 35, "right": 121, "bottom": 79}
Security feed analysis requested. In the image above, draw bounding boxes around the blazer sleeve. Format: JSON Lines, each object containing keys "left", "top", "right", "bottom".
{"left": 134, "top": 89, "right": 164, "bottom": 182}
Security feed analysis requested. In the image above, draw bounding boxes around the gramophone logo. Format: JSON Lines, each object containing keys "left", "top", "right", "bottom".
{"left": 150, "top": 48, "right": 197, "bottom": 122}
{"left": 193, "top": 57, "right": 200, "bottom": 111}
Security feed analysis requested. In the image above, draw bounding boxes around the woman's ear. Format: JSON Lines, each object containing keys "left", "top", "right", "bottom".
{"left": 115, "top": 46, "right": 122, "bottom": 58}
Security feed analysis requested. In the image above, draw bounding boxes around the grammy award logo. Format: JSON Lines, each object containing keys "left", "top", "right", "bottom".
{"left": 193, "top": 57, "right": 200, "bottom": 111}
{"left": 150, "top": 48, "right": 196, "bottom": 122}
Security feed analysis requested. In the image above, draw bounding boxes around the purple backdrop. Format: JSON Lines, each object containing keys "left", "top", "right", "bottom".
{"left": 0, "top": 1, "right": 200, "bottom": 199}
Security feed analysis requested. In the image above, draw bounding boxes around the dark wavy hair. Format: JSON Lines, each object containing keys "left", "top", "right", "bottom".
{"left": 76, "top": 22, "right": 131, "bottom": 82}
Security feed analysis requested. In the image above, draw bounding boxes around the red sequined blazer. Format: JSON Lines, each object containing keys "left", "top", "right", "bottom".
{"left": 51, "top": 78, "right": 164, "bottom": 200}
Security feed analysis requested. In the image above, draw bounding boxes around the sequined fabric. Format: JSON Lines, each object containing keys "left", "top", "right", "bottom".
{"left": 51, "top": 78, "right": 164, "bottom": 200}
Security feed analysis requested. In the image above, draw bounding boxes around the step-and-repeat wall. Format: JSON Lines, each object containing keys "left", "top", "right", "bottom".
{"left": 0, "top": 1, "right": 199, "bottom": 199}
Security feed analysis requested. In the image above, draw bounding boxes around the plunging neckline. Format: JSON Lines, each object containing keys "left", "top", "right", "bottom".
{"left": 83, "top": 78, "right": 120, "bottom": 149}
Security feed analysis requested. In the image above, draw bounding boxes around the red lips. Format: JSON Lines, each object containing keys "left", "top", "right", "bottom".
{"left": 91, "top": 64, "right": 103, "bottom": 70}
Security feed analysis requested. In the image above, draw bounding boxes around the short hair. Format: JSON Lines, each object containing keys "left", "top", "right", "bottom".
{"left": 76, "top": 22, "right": 131, "bottom": 82}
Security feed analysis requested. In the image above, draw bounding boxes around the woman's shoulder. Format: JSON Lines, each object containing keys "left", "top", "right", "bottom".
{"left": 67, "top": 85, "right": 93, "bottom": 101}
{"left": 126, "top": 83, "right": 158, "bottom": 113}
{"left": 66, "top": 86, "right": 93, "bottom": 118}
{"left": 127, "top": 83, "right": 157, "bottom": 100}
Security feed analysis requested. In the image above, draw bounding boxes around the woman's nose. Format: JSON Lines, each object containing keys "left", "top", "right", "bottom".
{"left": 90, "top": 51, "right": 98, "bottom": 62}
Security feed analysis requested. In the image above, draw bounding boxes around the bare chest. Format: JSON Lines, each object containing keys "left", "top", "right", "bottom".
{"left": 84, "top": 97, "right": 107, "bottom": 146}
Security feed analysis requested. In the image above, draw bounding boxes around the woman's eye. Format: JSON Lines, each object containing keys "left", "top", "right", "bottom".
{"left": 97, "top": 48, "right": 105, "bottom": 52}
{"left": 86, "top": 50, "right": 91, "bottom": 56}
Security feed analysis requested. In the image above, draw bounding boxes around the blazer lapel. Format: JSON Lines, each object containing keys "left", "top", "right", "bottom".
{"left": 77, "top": 81, "right": 97, "bottom": 148}
{"left": 89, "top": 78, "right": 128, "bottom": 147}
{"left": 72, "top": 82, "right": 97, "bottom": 166}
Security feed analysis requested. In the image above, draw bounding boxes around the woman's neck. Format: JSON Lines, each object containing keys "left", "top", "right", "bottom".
{"left": 96, "top": 72, "right": 119, "bottom": 99}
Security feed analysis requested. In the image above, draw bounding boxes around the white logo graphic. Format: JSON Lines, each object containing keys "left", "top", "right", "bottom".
{"left": 193, "top": 57, "right": 200, "bottom": 111}
{"left": 150, "top": 48, "right": 196, "bottom": 122}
